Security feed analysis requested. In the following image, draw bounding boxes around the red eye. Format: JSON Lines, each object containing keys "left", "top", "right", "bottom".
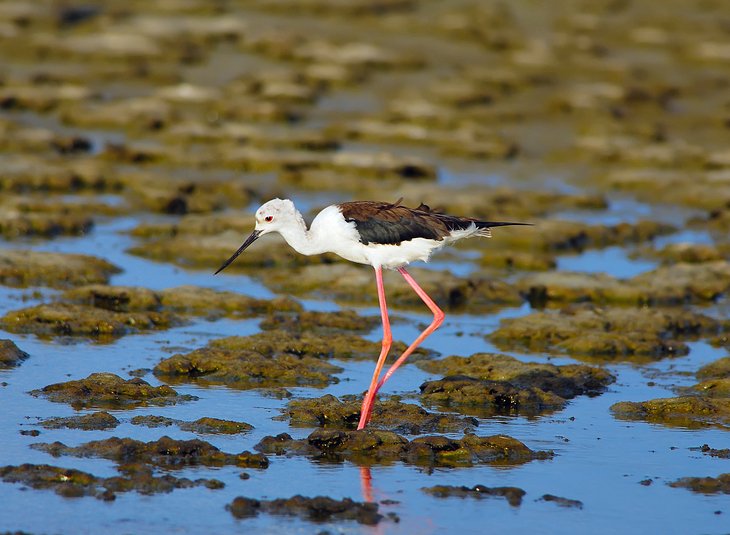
{"left": 265, "top": 216, "right": 273, "bottom": 222}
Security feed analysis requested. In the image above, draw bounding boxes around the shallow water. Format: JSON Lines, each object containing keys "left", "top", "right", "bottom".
{"left": 556, "top": 247, "right": 657, "bottom": 278}
{"left": 1, "top": 219, "right": 728, "bottom": 534}
{"left": 1, "top": 1, "right": 730, "bottom": 533}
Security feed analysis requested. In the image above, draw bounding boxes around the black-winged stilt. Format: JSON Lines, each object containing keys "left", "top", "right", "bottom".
{"left": 215, "top": 198, "right": 529, "bottom": 429}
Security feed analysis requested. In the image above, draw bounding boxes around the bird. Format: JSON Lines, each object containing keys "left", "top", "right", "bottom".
{"left": 214, "top": 198, "right": 530, "bottom": 430}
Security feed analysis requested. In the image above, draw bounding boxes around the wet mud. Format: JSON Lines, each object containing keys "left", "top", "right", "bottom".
{"left": 669, "top": 474, "right": 730, "bottom": 495}
{"left": 419, "top": 376, "right": 567, "bottom": 418}
{"left": 491, "top": 306, "right": 727, "bottom": 361}
{"left": 417, "top": 353, "right": 614, "bottom": 398}
{"left": 0, "top": 250, "right": 120, "bottom": 289}
{"left": 422, "top": 484, "right": 526, "bottom": 507}
{"left": 611, "top": 354, "right": 730, "bottom": 429}
{"left": 32, "top": 436, "right": 269, "bottom": 470}
{"left": 280, "top": 394, "right": 478, "bottom": 434}
{"left": 538, "top": 494, "right": 584, "bottom": 509}
{"left": 153, "top": 329, "right": 435, "bottom": 389}
{"left": 254, "top": 429, "right": 552, "bottom": 468}
{"left": 228, "top": 494, "right": 383, "bottom": 525}
{"left": 1, "top": 0, "right": 729, "bottom": 531}
{"left": 0, "top": 463, "right": 224, "bottom": 501}
{"left": 38, "top": 411, "right": 120, "bottom": 431}
{"left": 1, "top": 303, "right": 181, "bottom": 340}
{"left": 153, "top": 336, "right": 346, "bottom": 389}
{"left": 130, "top": 416, "right": 254, "bottom": 435}
{"left": 31, "top": 373, "right": 196, "bottom": 410}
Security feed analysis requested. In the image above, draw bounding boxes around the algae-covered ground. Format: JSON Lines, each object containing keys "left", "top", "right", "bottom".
{"left": 1, "top": 0, "right": 729, "bottom": 533}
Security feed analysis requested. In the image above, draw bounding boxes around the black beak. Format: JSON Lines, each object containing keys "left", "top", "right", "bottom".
{"left": 214, "top": 230, "right": 261, "bottom": 274}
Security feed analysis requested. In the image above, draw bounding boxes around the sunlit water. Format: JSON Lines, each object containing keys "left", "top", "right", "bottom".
{"left": 1, "top": 207, "right": 728, "bottom": 535}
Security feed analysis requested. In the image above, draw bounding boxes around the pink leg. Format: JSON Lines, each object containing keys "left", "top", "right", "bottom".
{"left": 359, "top": 267, "right": 445, "bottom": 428}
{"left": 375, "top": 268, "right": 444, "bottom": 392}
{"left": 357, "top": 266, "right": 392, "bottom": 430}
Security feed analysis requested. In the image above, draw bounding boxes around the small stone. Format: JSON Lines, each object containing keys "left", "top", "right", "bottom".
{"left": 0, "top": 339, "right": 29, "bottom": 369}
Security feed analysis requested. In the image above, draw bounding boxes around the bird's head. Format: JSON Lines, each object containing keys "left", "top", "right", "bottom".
{"left": 214, "top": 198, "right": 297, "bottom": 275}
{"left": 253, "top": 198, "right": 297, "bottom": 236}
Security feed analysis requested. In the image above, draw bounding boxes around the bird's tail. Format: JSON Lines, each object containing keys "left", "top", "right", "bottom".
{"left": 473, "top": 220, "right": 532, "bottom": 238}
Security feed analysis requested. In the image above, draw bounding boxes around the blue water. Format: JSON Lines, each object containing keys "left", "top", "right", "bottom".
{"left": 557, "top": 247, "right": 658, "bottom": 278}
{"left": 1, "top": 212, "right": 728, "bottom": 534}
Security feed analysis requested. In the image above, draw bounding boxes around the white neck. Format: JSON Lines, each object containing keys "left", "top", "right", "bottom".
{"left": 277, "top": 210, "right": 328, "bottom": 256}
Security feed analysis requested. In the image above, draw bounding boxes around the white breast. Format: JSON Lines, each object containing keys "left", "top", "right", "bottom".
{"left": 309, "top": 205, "right": 371, "bottom": 265}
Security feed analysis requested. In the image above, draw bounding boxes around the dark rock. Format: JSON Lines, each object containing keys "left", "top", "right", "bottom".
{"left": 538, "top": 494, "right": 584, "bottom": 508}
{"left": 0, "top": 339, "right": 29, "bottom": 369}
{"left": 693, "top": 444, "right": 730, "bottom": 459}
{"left": 423, "top": 484, "right": 526, "bottom": 507}
{"left": 130, "top": 415, "right": 176, "bottom": 428}
{"left": 228, "top": 496, "right": 262, "bottom": 519}
{"left": 227, "top": 495, "right": 383, "bottom": 525}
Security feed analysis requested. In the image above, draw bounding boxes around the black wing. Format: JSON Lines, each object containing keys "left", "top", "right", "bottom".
{"left": 339, "top": 200, "right": 530, "bottom": 245}
{"left": 339, "top": 201, "right": 449, "bottom": 245}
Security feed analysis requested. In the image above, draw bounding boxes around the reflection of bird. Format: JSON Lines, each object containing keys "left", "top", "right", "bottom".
{"left": 215, "top": 198, "right": 529, "bottom": 429}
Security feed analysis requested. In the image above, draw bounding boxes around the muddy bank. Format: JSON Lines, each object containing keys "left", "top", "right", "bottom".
{"left": 32, "top": 436, "right": 269, "bottom": 470}
{"left": 1, "top": 303, "right": 181, "bottom": 340}
{"left": 417, "top": 353, "right": 614, "bottom": 398}
{"left": 670, "top": 474, "right": 730, "bottom": 495}
{"left": 153, "top": 329, "right": 433, "bottom": 389}
{"left": 0, "top": 250, "right": 119, "bottom": 289}
{"left": 0, "top": 463, "right": 223, "bottom": 501}
{"left": 519, "top": 262, "right": 730, "bottom": 307}
{"left": 31, "top": 373, "right": 196, "bottom": 410}
{"left": 422, "top": 484, "right": 526, "bottom": 507}
{"left": 419, "top": 376, "right": 566, "bottom": 418}
{"left": 2, "top": 285, "right": 304, "bottom": 340}
{"left": 131, "top": 415, "right": 253, "bottom": 435}
{"left": 65, "top": 284, "right": 302, "bottom": 319}
{"left": 491, "top": 306, "right": 727, "bottom": 362}
{"left": 611, "top": 353, "right": 730, "bottom": 429}
{"left": 38, "top": 412, "right": 120, "bottom": 431}
{"left": 280, "top": 394, "right": 478, "bottom": 434}
{"left": 228, "top": 494, "right": 383, "bottom": 525}
{"left": 255, "top": 429, "right": 552, "bottom": 468}
{"left": 259, "top": 309, "right": 379, "bottom": 334}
